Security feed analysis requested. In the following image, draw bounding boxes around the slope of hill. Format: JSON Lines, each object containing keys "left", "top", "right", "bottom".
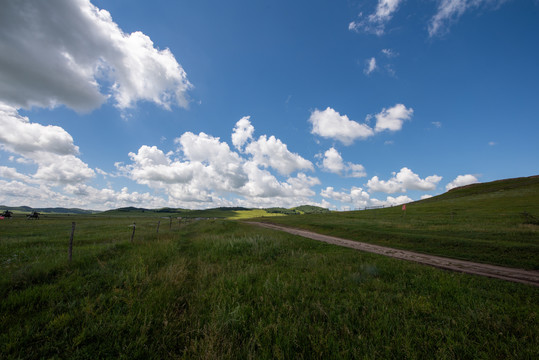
{"left": 418, "top": 175, "right": 539, "bottom": 203}
{"left": 257, "top": 175, "right": 539, "bottom": 269}
{"left": 100, "top": 205, "right": 330, "bottom": 218}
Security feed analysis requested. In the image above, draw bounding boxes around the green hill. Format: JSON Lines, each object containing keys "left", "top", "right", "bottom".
{"left": 100, "top": 205, "right": 330, "bottom": 219}
{"left": 258, "top": 175, "right": 539, "bottom": 269}
{"left": 418, "top": 175, "right": 539, "bottom": 203}
{"left": 293, "top": 205, "right": 331, "bottom": 214}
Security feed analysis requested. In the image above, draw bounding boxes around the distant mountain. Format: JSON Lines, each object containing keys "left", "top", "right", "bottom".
{"left": 0, "top": 205, "right": 98, "bottom": 214}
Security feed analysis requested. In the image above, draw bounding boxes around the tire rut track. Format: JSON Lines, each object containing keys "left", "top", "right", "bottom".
{"left": 245, "top": 221, "right": 539, "bottom": 287}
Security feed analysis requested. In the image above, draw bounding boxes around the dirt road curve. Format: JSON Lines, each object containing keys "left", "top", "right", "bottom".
{"left": 246, "top": 222, "right": 539, "bottom": 287}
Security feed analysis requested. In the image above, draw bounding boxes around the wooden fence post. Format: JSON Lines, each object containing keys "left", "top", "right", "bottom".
{"left": 68, "top": 222, "right": 76, "bottom": 262}
{"left": 157, "top": 220, "right": 160, "bottom": 234}
{"left": 130, "top": 222, "right": 136, "bottom": 243}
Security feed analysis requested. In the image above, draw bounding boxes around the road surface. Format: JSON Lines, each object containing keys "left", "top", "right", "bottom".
{"left": 246, "top": 221, "right": 539, "bottom": 287}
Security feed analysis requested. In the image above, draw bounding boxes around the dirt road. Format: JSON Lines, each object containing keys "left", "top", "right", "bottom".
{"left": 246, "top": 221, "right": 539, "bottom": 287}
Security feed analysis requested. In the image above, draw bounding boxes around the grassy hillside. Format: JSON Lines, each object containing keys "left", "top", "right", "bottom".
{"left": 256, "top": 176, "right": 539, "bottom": 269}
{"left": 1, "top": 216, "right": 537, "bottom": 358}
{"left": 100, "top": 205, "right": 330, "bottom": 219}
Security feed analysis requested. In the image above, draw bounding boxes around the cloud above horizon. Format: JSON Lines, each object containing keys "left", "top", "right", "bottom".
{"left": 321, "top": 186, "right": 412, "bottom": 210}
{"left": 309, "top": 104, "right": 413, "bottom": 145}
{"left": 0, "top": 104, "right": 95, "bottom": 185}
{"left": 446, "top": 174, "right": 479, "bottom": 190}
{"left": 115, "top": 117, "right": 320, "bottom": 208}
{"left": 319, "top": 147, "right": 366, "bottom": 178}
{"left": 0, "top": 0, "right": 193, "bottom": 208}
{"left": 367, "top": 167, "right": 442, "bottom": 193}
{"left": 0, "top": 0, "right": 191, "bottom": 112}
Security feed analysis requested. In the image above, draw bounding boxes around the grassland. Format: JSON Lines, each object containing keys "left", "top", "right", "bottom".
{"left": 258, "top": 176, "right": 539, "bottom": 270}
{"left": 1, "top": 212, "right": 538, "bottom": 359}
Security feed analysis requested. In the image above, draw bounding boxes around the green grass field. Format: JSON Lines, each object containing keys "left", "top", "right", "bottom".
{"left": 1, "top": 176, "right": 538, "bottom": 358}
{"left": 258, "top": 176, "right": 539, "bottom": 270}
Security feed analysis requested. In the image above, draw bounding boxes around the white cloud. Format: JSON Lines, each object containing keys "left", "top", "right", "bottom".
{"left": 0, "top": 0, "right": 191, "bottom": 112}
{"left": 0, "top": 180, "right": 161, "bottom": 211}
{"left": 429, "top": 0, "right": 508, "bottom": 37}
{"left": 321, "top": 186, "right": 412, "bottom": 209}
{"left": 321, "top": 148, "right": 344, "bottom": 174}
{"left": 32, "top": 154, "right": 95, "bottom": 185}
{"left": 0, "top": 166, "right": 32, "bottom": 183}
{"left": 309, "top": 107, "right": 374, "bottom": 145}
{"left": 432, "top": 121, "right": 442, "bottom": 128}
{"left": 0, "top": 180, "right": 69, "bottom": 206}
{"left": 319, "top": 147, "right": 366, "bottom": 178}
{"left": 367, "top": 167, "right": 442, "bottom": 193}
{"left": 381, "top": 48, "right": 398, "bottom": 57}
{"left": 445, "top": 174, "right": 479, "bottom": 190}
{"left": 364, "top": 57, "right": 377, "bottom": 75}
{"left": 117, "top": 119, "right": 320, "bottom": 208}
{"left": 232, "top": 116, "right": 255, "bottom": 150}
{"left": 374, "top": 104, "right": 413, "bottom": 132}
{"left": 321, "top": 186, "right": 371, "bottom": 208}
{"left": 245, "top": 135, "right": 313, "bottom": 176}
{"left": 349, "top": 0, "right": 403, "bottom": 35}
{"left": 125, "top": 145, "right": 195, "bottom": 186}
{"left": 0, "top": 104, "right": 79, "bottom": 157}
{"left": 62, "top": 184, "right": 167, "bottom": 210}
{"left": 231, "top": 117, "right": 313, "bottom": 176}
{"left": 372, "top": 195, "right": 412, "bottom": 207}
{"left": 0, "top": 103, "right": 95, "bottom": 185}
{"left": 309, "top": 105, "right": 412, "bottom": 144}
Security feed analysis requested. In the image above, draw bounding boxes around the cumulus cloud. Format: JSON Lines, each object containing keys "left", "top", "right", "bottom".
{"left": 126, "top": 145, "right": 195, "bottom": 185}
{"left": 349, "top": 0, "right": 403, "bottom": 35}
{"left": 374, "top": 104, "right": 413, "bottom": 132}
{"left": 321, "top": 186, "right": 371, "bottom": 208}
{"left": 231, "top": 117, "right": 313, "bottom": 175}
{"left": 0, "top": 179, "right": 157, "bottom": 211}
{"left": 0, "top": 0, "right": 191, "bottom": 112}
{"left": 245, "top": 135, "right": 313, "bottom": 176}
{"left": 0, "top": 104, "right": 79, "bottom": 157}
{"left": 32, "top": 155, "right": 95, "bottom": 185}
{"left": 429, "top": 0, "right": 508, "bottom": 37}
{"left": 319, "top": 147, "right": 366, "bottom": 178}
{"left": 321, "top": 186, "right": 411, "bottom": 209}
{"left": 309, "top": 107, "right": 374, "bottom": 145}
{"left": 63, "top": 184, "right": 166, "bottom": 209}
{"left": 309, "top": 105, "right": 412, "bottom": 145}
{"left": 445, "top": 174, "right": 479, "bottom": 190}
{"left": 116, "top": 118, "right": 319, "bottom": 207}
{"left": 0, "top": 180, "right": 69, "bottom": 206}
{"left": 0, "top": 166, "right": 33, "bottom": 183}
{"left": 0, "top": 104, "right": 95, "bottom": 185}
{"left": 367, "top": 167, "right": 442, "bottom": 194}
{"left": 371, "top": 195, "right": 412, "bottom": 207}
{"left": 0, "top": 0, "right": 198, "bottom": 208}
{"left": 232, "top": 116, "right": 255, "bottom": 150}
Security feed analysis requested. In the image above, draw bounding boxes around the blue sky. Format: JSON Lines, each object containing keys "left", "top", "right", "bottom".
{"left": 1, "top": 0, "right": 538, "bottom": 210}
